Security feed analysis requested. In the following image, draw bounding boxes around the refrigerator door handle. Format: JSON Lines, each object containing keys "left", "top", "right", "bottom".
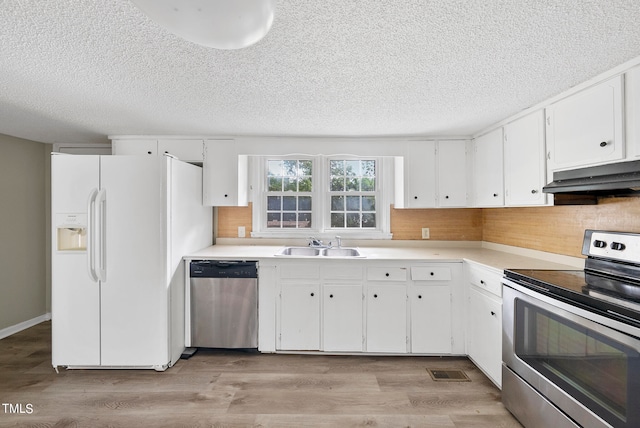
{"left": 96, "top": 188, "right": 107, "bottom": 282}
{"left": 86, "top": 188, "right": 99, "bottom": 282}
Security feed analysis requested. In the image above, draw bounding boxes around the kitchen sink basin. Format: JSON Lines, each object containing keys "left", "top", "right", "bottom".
{"left": 321, "top": 247, "right": 363, "bottom": 257}
{"left": 276, "top": 247, "right": 321, "bottom": 256}
{"left": 275, "top": 246, "right": 364, "bottom": 257}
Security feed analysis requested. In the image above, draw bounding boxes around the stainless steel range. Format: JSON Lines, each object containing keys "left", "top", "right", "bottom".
{"left": 502, "top": 230, "right": 640, "bottom": 428}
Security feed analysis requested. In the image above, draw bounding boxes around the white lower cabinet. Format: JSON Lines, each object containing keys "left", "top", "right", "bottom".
{"left": 279, "top": 282, "right": 320, "bottom": 350}
{"left": 366, "top": 285, "right": 408, "bottom": 353}
{"left": 410, "top": 285, "right": 451, "bottom": 353}
{"left": 466, "top": 262, "right": 503, "bottom": 387}
{"left": 322, "top": 284, "right": 363, "bottom": 352}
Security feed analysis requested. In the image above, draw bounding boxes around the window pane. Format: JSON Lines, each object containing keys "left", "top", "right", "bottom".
{"left": 282, "top": 212, "right": 297, "bottom": 228}
{"left": 346, "top": 195, "right": 360, "bottom": 211}
{"left": 362, "top": 213, "right": 376, "bottom": 228}
{"left": 283, "top": 196, "right": 297, "bottom": 211}
{"left": 346, "top": 177, "right": 359, "bottom": 191}
{"left": 331, "top": 213, "right": 345, "bottom": 228}
{"left": 299, "top": 177, "right": 312, "bottom": 192}
{"left": 331, "top": 195, "right": 344, "bottom": 211}
{"left": 283, "top": 177, "right": 297, "bottom": 191}
{"left": 267, "top": 213, "right": 281, "bottom": 228}
{"left": 299, "top": 160, "right": 312, "bottom": 176}
{"left": 267, "top": 196, "right": 281, "bottom": 211}
{"left": 361, "top": 177, "right": 375, "bottom": 191}
{"left": 283, "top": 160, "right": 297, "bottom": 176}
{"left": 268, "top": 160, "right": 283, "bottom": 176}
{"left": 299, "top": 196, "right": 312, "bottom": 211}
{"left": 346, "top": 213, "right": 360, "bottom": 227}
{"left": 362, "top": 196, "right": 375, "bottom": 211}
{"left": 298, "top": 213, "right": 312, "bottom": 228}
{"left": 362, "top": 160, "right": 375, "bottom": 177}
{"left": 331, "top": 177, "right": 344, "bottom": 191}
{"left": 330, "top": 160, "right": 344, "bottom": 176}
{"left": 345, "top": 160, "right": 359, "bottom": 176}
{"left": 268, "top": 177, "right": 282, "bottom": 191}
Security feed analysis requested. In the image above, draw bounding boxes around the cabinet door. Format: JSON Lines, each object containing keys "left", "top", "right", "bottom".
{"left": 323, "top": 284, "right": 363, "bottom": 352}
{"left": 627, "top": 65, "right": 640, "bottom": 159}
{"left": 547, "top": 75, "right": 624, "bottom": 170}
{"left": 468, "top": 287, "right": 502, "bottom": 387}
{"left": 203, "top": 139, "right": 248, "bottom": 206}
{"left": 405, "top": 141, "right": 437, "bottom": 208}
{"left": 366, "top": 285, "right": 407, "bottom": 353}
{"left": 437, "top": 140, "right": 468, "bottom": 207}
{"left": 504, "top": 111, "right": 548, "bottom": 206}
{"left": 158, "top": 139, "right": 204, "bottom": 162}
{"left": 279, "top": 283, "right": 320, "bottom": 350}
{"left": 473, "top": 128, "right": 504, "bottom": 207}
{"left": 411, "top": 285, "right": 451, "bottom": 354}
{"left": 112, "top": 139, "right": 158, "bottom": 155}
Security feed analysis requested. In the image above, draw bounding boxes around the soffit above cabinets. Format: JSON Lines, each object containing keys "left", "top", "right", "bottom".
{"left": 2, "top": 1, "right": 640, "bottom": 144}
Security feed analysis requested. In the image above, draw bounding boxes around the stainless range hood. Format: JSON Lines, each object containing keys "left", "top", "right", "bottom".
{"left": 543, "top": 160, "right": 640, "bottom": 201}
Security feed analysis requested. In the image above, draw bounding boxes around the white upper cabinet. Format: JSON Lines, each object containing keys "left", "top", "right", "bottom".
{"left": 546, "top": 75, "right": 624, "bottom": 171}
{"left": 203, "top": 139, "right": 248, "bottom": 207}
{"left": 627, "top": 66, "right": 640, "bottom": 159}
{"left": 503, "top": 111, "right": 548, "bottom": 206}
{"left": 157, "top": 139, "right": 204, "bottom": 162}
{"left": 405, "top": 141, "right": 437, "bottom": 208}
{"left": 437, "top": 140, "right": 468, "bottom": 207}
{"left": 112, "top": 139, "right": 158, "bottom": 156}
{"left": 472, "top": 128, "right": 504, "bottom": 207}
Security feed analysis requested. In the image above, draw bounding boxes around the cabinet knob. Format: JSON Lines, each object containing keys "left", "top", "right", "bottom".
{"left": 445, "top": 195, "right": 449, "bottom": 199}
{"left": 480, "top": 280, "right": 485, "bottom": 284}
{"left": 373, "top": 294, "right": 378, "bottom": 298}
{"left": 224, "top": 194, "right": 228, "bottom": 198}
{"left": 310, "top": 292, "right": 314, "bottom": 297}
{"left": 147, "top": 151, "right": 152, "bottom": 155}
{"left": 490, "top": 311, "right": 496, "bottom": 316}
{"left": 531, "top": 189, "right": 538, "bottom": 194}
{"left": 600, "top": 141, "right": 608, "bottom": 147}
{"left": 430, "top": 272, "right": 434, "bottom": 276}
{"left": 418, "top": 295, "right": 422, "bottom": 299}
{"left": 493, "top": 193, "right": 498, "bottom": 197}
{"left": 414, "top": 196, "right": 418, "bottom": 199}
{"left": 385, "top": 273, "right": 390, "bottom": 277}
{"left": 329, "top": 294, "right": 334, "bottom": 298}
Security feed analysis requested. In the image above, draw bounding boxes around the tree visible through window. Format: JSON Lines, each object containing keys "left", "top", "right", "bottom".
{"left": 329, "top": 159, "right": 376, "bottom": 228}
{"left": 266, "top": 159, "right": 313, "bottom": 229}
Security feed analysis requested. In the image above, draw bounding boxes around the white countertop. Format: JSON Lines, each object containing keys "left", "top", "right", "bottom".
{"left": 186, "top": 241, "right": 583, "bottom": 272}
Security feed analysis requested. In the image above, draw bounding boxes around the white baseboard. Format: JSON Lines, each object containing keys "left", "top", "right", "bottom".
{"left": 0, "top": 313, "right": 51, "bottom": 340}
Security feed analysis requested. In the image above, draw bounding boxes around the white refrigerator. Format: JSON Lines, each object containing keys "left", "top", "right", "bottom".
{"left": 51, "top": 154, "right": 212, "bottom": 370}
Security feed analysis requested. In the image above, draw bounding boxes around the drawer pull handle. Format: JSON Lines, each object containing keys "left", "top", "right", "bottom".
{"left": 385, "top": 273, "right": 390, "bottom": 277}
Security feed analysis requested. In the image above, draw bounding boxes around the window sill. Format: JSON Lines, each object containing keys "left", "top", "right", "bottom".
{"left": 250, "top": 230, "right": 393, "bottom": 240}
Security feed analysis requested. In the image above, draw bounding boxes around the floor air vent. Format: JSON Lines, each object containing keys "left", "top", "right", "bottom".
{"left": 427, "top": 369, "right": 470, "bottom": 382}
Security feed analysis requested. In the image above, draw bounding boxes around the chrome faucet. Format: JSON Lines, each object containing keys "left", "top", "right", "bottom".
{"left": 335, "top": 235, "right": 342, "bottom": 248}
{"left": 308, "top": 237, "right": 324, "bottom": 247}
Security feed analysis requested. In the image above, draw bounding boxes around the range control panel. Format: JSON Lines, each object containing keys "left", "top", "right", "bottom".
{"left": 583, "top": 230, "right": 640, "bottom": 263}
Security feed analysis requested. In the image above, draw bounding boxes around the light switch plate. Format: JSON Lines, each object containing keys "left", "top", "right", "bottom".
{"left": 422, "top": 228, "right": 430, "bottom": 239}
{"left": 238, "top": 226, "right": 246, "bottom": 238}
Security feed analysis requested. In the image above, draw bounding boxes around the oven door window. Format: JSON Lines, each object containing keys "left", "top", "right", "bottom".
{"left": 515, "top": 299, "right": 640, "bottom": 428}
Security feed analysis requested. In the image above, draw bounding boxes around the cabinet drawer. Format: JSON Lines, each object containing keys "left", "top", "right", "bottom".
{"left": 322, "top": 265, "right": 363, "bottom": 280}
{"left": 467, "top": 264, "right": 502, "bottom": 297}
{"left": 366, "top": 267, "right": 407, "bottom": 282}
{"left": 280, "top": 264, "right": 320, "bottom": 279}
{"left": 411, "top": 266, "right": 451, "bottom": 281}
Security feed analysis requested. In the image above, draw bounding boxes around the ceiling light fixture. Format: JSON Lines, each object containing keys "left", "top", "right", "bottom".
{"left": 131, "top": 0, "right": 275, "bottom": 50}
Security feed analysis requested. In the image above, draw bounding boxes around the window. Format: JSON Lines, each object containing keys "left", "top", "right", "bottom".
{"left": 251, "top": 154, "right": 391, "bottom": 238}
{"left": 266, "top": 159, "right": 313, "bottom": 229}
{"left": 328, "top": 159, "right": 376, "bottom": 229}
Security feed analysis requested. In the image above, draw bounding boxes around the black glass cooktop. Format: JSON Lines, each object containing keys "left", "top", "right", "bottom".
{"left": 504, "top": 268, "right": 640, "bottom": 325}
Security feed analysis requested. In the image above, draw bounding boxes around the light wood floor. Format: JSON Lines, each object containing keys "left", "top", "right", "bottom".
{"left": 0, "top": 322, "right": 522, "bottom": 427}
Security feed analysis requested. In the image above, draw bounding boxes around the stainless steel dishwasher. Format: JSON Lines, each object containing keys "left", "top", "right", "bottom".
{"left": 190, "top": 260, "right": 258, "bottom": 348}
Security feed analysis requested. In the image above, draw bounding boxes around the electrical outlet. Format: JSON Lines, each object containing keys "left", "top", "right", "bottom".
{"left": 238, "top": 226, "right": 246, "bottom": 238}
{"left": 422, "top": 228, "right": 430, "bottom": 239}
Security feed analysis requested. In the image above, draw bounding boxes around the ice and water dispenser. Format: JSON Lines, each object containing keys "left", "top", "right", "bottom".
{"left": 56, "top": 213, "right": 87, "bottom": 251}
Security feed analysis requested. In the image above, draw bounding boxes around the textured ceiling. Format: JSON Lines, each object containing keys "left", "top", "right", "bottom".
{"left": 1, "top": 0, "right": 640, "bottom": 145}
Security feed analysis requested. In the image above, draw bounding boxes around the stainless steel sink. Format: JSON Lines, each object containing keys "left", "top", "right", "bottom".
{"left": 321, "top": 247, "right": 363, "bottom": 257}
{"left": 276, "top": 247, "right": 321, "bottom": 256}
{"left": 275, "top": 246, "right": 364, "bottom": 257}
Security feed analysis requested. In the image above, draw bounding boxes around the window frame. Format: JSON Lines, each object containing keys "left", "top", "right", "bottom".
{"left": 250, "top": 154, "right": 393, "bottom": 239}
